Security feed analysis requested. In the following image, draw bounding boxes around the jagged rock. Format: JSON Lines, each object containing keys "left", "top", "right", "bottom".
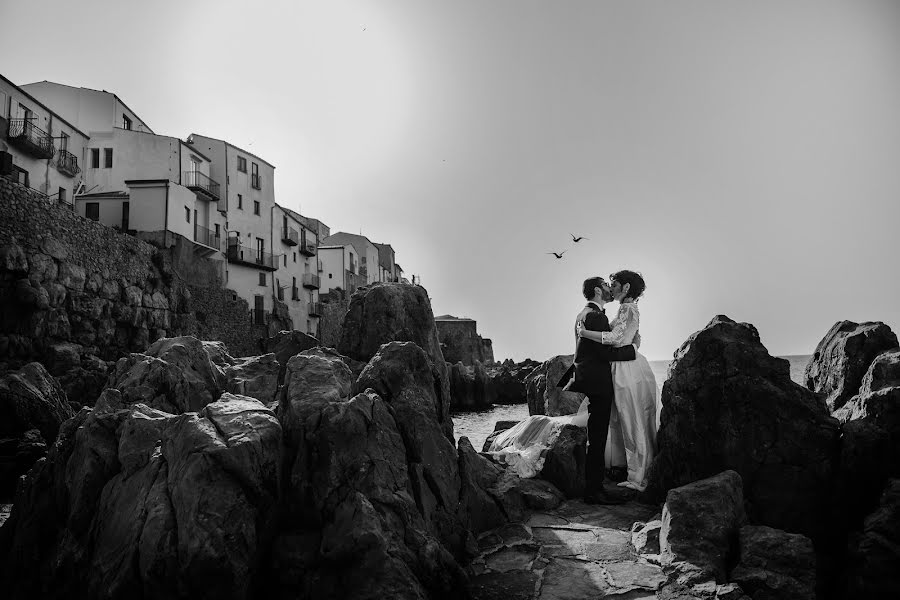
{"left": 266, "top": 330, "right": 318, "bottom": 384}
{"left": 27, "top": 253, "right": 58, "bottom": 284}
{"left": 46, "top": 341, "right": 83, "bottom": 375}
{"left": 458, "top": 437, "right": 508, "bottom": 534}
{"left": 0, "top": 243, "right": 28, "bottom": 274}
{"left": 845, "top": 478, "right": 900, "bottom": 599}
{"left": 540, "top": 424, "right": 586, "bottom": 498}
{"left": 224, "top": 354, "right": 280, "bottom": 407}
{"left": 660, "top": 470, "right": 747, "bottom": 583}
{"left": 57, "top": 262, "right": 86, "bottom": 291}
{"left": 56, "top": 354, "right": 111, "bottom": 408}
{"left": 276, "top": 346, "right": 467, "bottom": 598}
{"left": 39, "top": 236, "right": 68, "bottom": 261}
{"left": 337, "top": 282, "right": 450, "bottom": 427}
{"left": 491, "top": 470, "right": 565, "bottom": 521}
{"left": 646, "top": 315, "right": 840, "bottom": 540}
{"left": 448, "top": 360, "right": 496, "bottom": 411}
{"left": 486, "top": 364, "right": 528, "bottom": 405}
{"left": 107, "top": 336, "right": 226, "bottom": 414}
{"left": 0, "top": 392, "right": 282, "bottom": 599}
{"left": 632, "top": 519, "right": 663, "bottom": 555}
{"left": 729, "top": 525, "right": 816, "bottom": 600}
{"left": 525, "top": 354, "right": 585, "bottom": 417}
{"left": 482, "top": 420, "right": 520, "bottom": 452}
{"left": 805, "top": 320, "right": 898, "bottom": 411}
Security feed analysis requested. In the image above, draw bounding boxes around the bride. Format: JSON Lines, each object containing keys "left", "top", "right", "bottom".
{"left": 577, "top": 270, "right": 658, "bottom": 491}
{"left": 488, "top": 271, "right": 659, "bottom": 491}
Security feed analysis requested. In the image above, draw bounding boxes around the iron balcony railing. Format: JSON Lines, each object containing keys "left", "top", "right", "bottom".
{"left": 302, "top": 273, "right": 320, "bottom": 289}
{"left": 308, "top": 302, "right": 323, "bottom": 317}
{"left": 184, "top": 170, "right": 220, "bottom": 201}
{"left": 282, "top": 226, "right": 299, "bottom": 246}
{"left": 194, "top": 224, "right": 220, "bottom": 250}
{"left": 7, "top": 119, "right": 55, "bottom": 159}
{"left": 251, "top": 173, "right": 261, "bottom": 189}
{"left": 226, "top": 238, "right": 278, "bottom": 271}
{"left": 299, "top": 239, "right": 316, "bottom": 256}
{"left": 56, "top": 149, "right": 80, "bottom": 177}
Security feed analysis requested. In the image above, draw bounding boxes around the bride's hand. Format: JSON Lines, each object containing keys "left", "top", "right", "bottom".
{"left": 575, "top": 321, "right": 585, "bottom": 337}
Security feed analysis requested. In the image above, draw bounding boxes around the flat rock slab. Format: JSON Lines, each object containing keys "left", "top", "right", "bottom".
{"left": 470, "top": 497, "right": 669, "bottom": 600}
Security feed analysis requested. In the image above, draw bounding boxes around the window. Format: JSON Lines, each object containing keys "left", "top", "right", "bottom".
{"left": 283, "top": 254, "right": 287, "bottom": 267}
{"left": 85, "top": 203, "right": 99, "bottom": 221}
{"left": 185, "top": 207, "right": 191, "bottom": 223}
{"left": 214, "top": 223, "right": 220, "bottom": 238}
{"left": 293, "top": 252, "right": 296, "bottom": 263}
{"left": 259, "top": 273, "right": 266, "bottom": 286}
{"left": 59, "top": 132, "right": 69, "bottom": 152}
{"left": 253, "top": 200, "right": 260, "bottom": 215}
{"left": 328, "top": 273, "right": 332, "bottom": 279}
{"left": 122, "top": 202, "right": 130, "bottom": 230}
{"left": 103, "top": 148, "right": 113, "bottom": 168}
{"left": 123, "top": 115, "right": 132, "bottom": 130}
{"left": 58, "top": 187, "right": 66, "bottom": 203}
{"left": 91, "top": 148, "right": 100, "bottom": 168}
{"left": 251, "top": 162, "right": 260, "bottom": 189}
{"left": 14, "top": 167, "right": 28, "bottom": 187}
{"left": 237, "top": 156, "right": 247, "bottom": 172}
{"left": 237, "top": 194, "right": 243, "bottom": 209}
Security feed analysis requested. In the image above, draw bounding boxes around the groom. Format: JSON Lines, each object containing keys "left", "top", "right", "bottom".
{"left": 559, "top": 276, "right": 637, "bottom": 504}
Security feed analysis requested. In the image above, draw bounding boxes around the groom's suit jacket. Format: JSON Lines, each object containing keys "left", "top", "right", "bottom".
{"left": 559, "top": 302, "right": 636, "bottom": 402}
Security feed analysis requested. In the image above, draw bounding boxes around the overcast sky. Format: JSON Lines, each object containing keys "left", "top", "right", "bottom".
{"left": 3, "top": 0, "right": 899, "bottom": 361}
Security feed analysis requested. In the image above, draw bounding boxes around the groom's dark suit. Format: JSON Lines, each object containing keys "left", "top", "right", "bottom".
{"left": 560, "top": 301, "right": 636, "bottom": 497}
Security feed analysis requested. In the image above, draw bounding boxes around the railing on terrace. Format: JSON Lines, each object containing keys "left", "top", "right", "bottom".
{"left": 302, "top": 273, "right": 320, "bottom": 289}
{"left": 56, "top": 149, "right": 80, "bottom": 177}
{"left": 194, "top": 225, "right": 220, "bottom": 250}
{"left": 184, "top": 170, "right": 220, "bottom": 201}
{"left": 7, "top": 119, "right": 55, "bottom": 159}
{"left": 308, "top": 302, "right": 323, "bottom": 317}
{"left": 299, "top": 239, "right": 316, "bottom": 256}
{"left": 282, "top": 227, "right": 299, "bottom": 246}
{"left": 226, "top": 238, "right": 278, "bottom": 271}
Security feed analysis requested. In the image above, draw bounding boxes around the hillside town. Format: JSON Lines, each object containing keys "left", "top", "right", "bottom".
{"left": 0, "top": 73, "right": 415, "bottom": 339}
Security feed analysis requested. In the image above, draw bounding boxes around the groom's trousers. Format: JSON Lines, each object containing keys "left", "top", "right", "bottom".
{"left": 585, "top": 392, "right": 613, "bottom": 495}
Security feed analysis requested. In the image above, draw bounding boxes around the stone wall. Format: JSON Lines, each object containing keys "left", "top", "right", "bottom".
{"left": 436, "top": 318, "right": 493, "bottom": 365}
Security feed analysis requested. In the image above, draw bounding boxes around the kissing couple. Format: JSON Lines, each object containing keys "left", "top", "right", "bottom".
{"left": 487, "top": 271, "right": 660, "bottom": 505}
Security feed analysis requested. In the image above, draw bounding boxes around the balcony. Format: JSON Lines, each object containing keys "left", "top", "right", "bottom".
{"left": 194, "top": 225, "right": 220, "bottom": 250}
{"left": 308, "top": 302, "right": 322, "bottom": 317}
{"left": 56, "top": 149, "right": 80, "bottom": 177}
{"left": 226, "top": 239, "right": 278, "bottom": 271}
{"left": 7, "top": 119, "right": 55, "bottom": 159}
{"left": 302, "top": 273, "right": 320, "bottom": 289}
{"left": 251, "top": 173, "right": 261, "bottom": 189}
{"left": 184, "top": 170, "right": 220, "bottom": 201}
{"left": 299, "top": 240, "right": 316, "bottom": 256}
{"left": 282, "top": 226, "right": 299, "bottom": 246}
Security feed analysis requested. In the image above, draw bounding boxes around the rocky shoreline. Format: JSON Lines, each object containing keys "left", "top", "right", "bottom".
{"left": 0, "top": 282, "right": 898, "bottom": 599}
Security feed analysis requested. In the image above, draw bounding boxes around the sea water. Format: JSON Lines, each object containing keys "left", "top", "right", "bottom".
{"left": 452, "top": 354, "right": 812, "bottom": 452}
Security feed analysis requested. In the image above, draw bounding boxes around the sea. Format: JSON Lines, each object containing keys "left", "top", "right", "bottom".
{"left": 452, "top": 354, "right": 812, "bottom": 452}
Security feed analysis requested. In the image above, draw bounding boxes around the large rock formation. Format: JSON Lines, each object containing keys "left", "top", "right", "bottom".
{"left": 844, "top": 478, "right": 900, "bottom": 599}
{"left": 434, "top": 315, "right": 492, "bottom": 366}
{"left": 486, "top": 359, "right": 539, "bottom": 405}
{"left": 0, "top": 362, "right": 74, "bottom": 498}
{"left": 337, "top": 283, "right": 452, "bottom": 437}
{"left": 265, "top": 329, "right": 318, "bottom": 385}
{"left": 730, "top": 525, "right": 816, "bottom": 600}
{"left": 448, "top": 361, "right": 496, "bottom": 411}
{"left": 804, "top": 320, "right": 898, "bottom": 411}
{"left": 646, "top": 315, "right": 841, "bottom": 540}
{"left": 525, "top": 355, "right": 585, "bottom": 417}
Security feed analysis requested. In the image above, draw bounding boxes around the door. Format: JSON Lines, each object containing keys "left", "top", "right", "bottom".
{"left": 256, "top": 237, "right": 265, "bottom": 265}
{"left": 122, "top": 202, "right": 130, "bottom": 231}
{"left": 254, "top": 295, "right": 265, "bottom": 325}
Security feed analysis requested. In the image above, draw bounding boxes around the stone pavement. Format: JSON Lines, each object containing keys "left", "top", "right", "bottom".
{"left": 467, "top": 495, "right": 667, "bottom": 600}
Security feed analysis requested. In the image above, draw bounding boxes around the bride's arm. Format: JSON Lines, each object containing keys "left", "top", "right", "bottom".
{"left": 579, "top": 304, "right": 634, "bottom": 345}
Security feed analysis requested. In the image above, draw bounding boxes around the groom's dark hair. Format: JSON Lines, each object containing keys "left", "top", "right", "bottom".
{"left": 582, "top": 277, "right": 605, "bottom": 300}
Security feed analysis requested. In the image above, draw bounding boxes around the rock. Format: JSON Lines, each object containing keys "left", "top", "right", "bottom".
{"left": 0, "top": 362, "right": 73, "bottom": 447}
{"left": 458, "top": 437, "right": 508, "bottom": 534}
{"left": 832, "top": 419, "right": 895, "bottom": 530}
{"left": 39, "top": 236, "right": 68, "bottom": 260}
{"left": 222, "top": 354, "right": 280, "bottom": 407}
{"left": 660, "top": 470, "right": 746, "bottom": 583}
{"left": 266, "top": 330, "right": 318, "bottom": 384}
{"left": 57, "top": 262, "right": 86, "bottom": 291}
{"left": 491, "top": 470, "right": 565, "bottom": 520}
{"left": 107, "top": 336, "right": 226, "bottom": 414}
{"left": 632, "top": 519, "right": 663, "bottom": 554}
{"left": 481, "top": 420, "right": 520, "bottom": 452}
{"left": 0, "top": 243, "right": 28, "bottom": 274}
{"left": 57, "top": 355, "right": 111, "bottom": 408}
{"left": 486, "top": 363, "right": 531, "bottom": 405}
{"left": 27, "top": 253, "right": 57, "bottom": 283}
{"left": 525, "top": 354, "right": 585, "bottom": 417}
{"left": 647, "top": 315, "right": 840, "bottom": 540}
{"left": 845, "top": 478, "right": 900, "bottom": 599}
{"left": 805, "top": 320, "right": 898, "bottom": 411}
{"left": 539, "top": 424, "right": 586, "bottom": 498}
{"left": 0, "top": 393, "right": 282, "bottom": 599}
{"left": 448, "top": 360, "right": 497, "bottom": 411}
{"left": 46, "top": 342, "right": 84, "bottom": 375}
{"left": 729, "top": 525, "right": 816, "bottom": 600}
{"left": 337, "top": 282, "right": 451, "bottom": 429}
{"left": 860, "top": 349, "right": 900, "bottom": 393}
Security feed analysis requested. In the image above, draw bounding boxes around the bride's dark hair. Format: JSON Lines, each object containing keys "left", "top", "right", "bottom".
{"left": 610, "top": 270, "right": 646, "bottom": 300}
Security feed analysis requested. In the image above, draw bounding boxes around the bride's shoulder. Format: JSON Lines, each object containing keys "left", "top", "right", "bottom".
{"left": 619, "top": 302, "right": 639, "bottom": 316}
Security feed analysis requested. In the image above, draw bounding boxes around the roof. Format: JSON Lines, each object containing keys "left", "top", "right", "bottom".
{"left": 1, "top": 74, "right": 90, "bottom": 139}
{"left": 323, "top": 232, "right": 377, "bottom": 250}
{"left": 187, "top": 133, "right": 277, "bottom": 169}
{"left": 75, "top": 190, "right": 129, "bottom": 199}
{"left": 20, "top": 79, "right": 153, "bottom": 133}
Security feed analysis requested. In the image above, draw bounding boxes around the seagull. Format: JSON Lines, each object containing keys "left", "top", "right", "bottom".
{"left": 547, "top": 251, "right": 566, "bottom": 259}
{"left": 571, "top": 234, "right": 588, "bottom": 243}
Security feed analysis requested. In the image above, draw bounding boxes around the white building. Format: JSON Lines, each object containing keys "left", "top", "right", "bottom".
{"left": 0, "top": 74, "right": 88, "bottom": 204}
{"left": 273, "top": 204, "right": 322, "bottom": 335}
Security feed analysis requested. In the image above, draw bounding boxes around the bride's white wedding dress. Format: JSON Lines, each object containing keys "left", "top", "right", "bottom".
{"left": 601, "top": 302, "right": 659, "bottom": 491}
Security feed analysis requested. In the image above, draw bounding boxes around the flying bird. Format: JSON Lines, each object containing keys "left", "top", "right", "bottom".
{"left": 571, "top": 234, "right": 588, "bottom": 243}
{"left": 547, "top": 251, "right": 566, "bottom": 259}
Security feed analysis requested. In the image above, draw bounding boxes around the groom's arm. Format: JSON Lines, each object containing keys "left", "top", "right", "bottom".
{"left": 585, "top": 312, "right": 636, "bottom": 362}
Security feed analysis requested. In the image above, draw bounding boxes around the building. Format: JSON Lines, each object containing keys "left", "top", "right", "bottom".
{"left": 0, "top": 74, "right": 88, "bottom": 204}
{"left": 273, "top": 204, "right": 322, "bottom": 335}
{"left": 434, "top": 315, "right": 495, "bottom": 365}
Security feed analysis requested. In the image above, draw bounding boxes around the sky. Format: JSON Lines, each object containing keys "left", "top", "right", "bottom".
{"left": 2, "top": 0, "right": 899, "bottom": 362}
